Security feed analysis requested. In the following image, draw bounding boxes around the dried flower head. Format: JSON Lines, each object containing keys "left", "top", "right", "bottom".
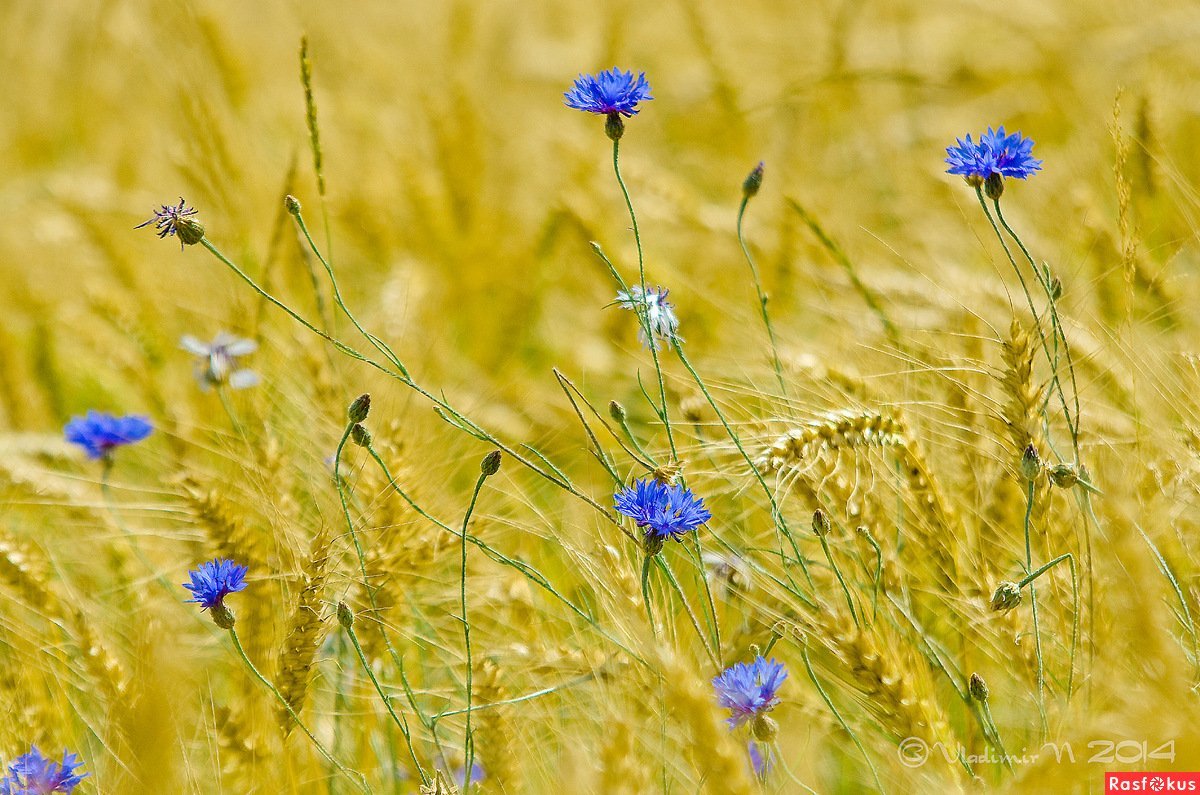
{"left": 712, "top": 656, "right": 787, "bottom": 729}
{"left": 614, "top": 478, "right": 712, "bottom": 544}
{"left": 0, "top": 746, "right": 88, "bottom": 794}
{"left": 945, "top": 127, "right": 1042, "bottom": 187}
{"left": 64, "top": 411, "right": 153, "bottom": 461}
{"left": 136, "top": 197, "right": 205, "bottom": 248}
{"left": 615, "top": 285, "right": 680, "bottom": 350}
{"left": 990, "top": 581, "right": 1023, "bottom": 612}
{"left": 180, "top": 333, "right": 259, "bottom": 391}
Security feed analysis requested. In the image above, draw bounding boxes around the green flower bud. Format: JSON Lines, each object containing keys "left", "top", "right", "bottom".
{"left": 742, "top": 162, "right": 765, "bottom": 199}
{"left": 284, "top": 195, "right": 302, "bottom": 216}
{"left": 350, "top": 423, "right": 372, "bottom": 448}
{"left": 1048, "top": 463, "right": 1079, "bottom": 489}
{"left": 812, "top": 508, "right": 831, "bottom": 537}
{"left": 990, "top": 581, "right": 1023, "bottom": 612}
{"left": 481, "top": 450, "right": 502, "bottom": 476}
{"left": 968, "top": 672, "right": 989, "bottom": 702}
{"left": 609, "top": 400, "right": 627, "bottom": 422}
{"left": 337, "top": 601, "right": 354, "bottom": 629}
{"left": 348, "top": 393, "right": 371, "bottom": 424}
{"left": 1020, "top": 444, "right": 1042, "bottom": 481}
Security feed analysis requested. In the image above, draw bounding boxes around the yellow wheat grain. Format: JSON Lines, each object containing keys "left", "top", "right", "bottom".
{"left": 276, "top": 524, "right": 332, "bottom": 733}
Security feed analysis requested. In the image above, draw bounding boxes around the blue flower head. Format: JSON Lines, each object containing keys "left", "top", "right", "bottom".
{"left": 64, "top": 411, "right": 153, "bottom": 461}
{"left": 945, "top": 127, "right": 1042, "bottom": 187}
{"left": 712, "top": 656, "right": 787, "bottom": 729}
{"left": 614, "top": 478, "right": 711, "bottom": 543}
{"left": 564, "top": 68, "right": 653, "bottom": 117}
{"left": 0, "top": 746, "right": 88, "bottom": 794}
{"left": 183, "top": 559, "right": 248, "bottom": 612}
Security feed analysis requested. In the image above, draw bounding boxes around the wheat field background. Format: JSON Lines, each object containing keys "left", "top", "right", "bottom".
{"left": 2, "top": 1, "right": 1200, "bottom": 792}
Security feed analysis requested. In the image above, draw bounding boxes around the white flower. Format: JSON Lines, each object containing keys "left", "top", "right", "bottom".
{"left": 181, "top": 333, "right": 260, "bottom": 390}
{"left": 615, "top": 285, "right": 680, "bottom": 350}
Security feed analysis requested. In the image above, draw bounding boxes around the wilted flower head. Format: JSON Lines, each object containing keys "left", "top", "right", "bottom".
{"left": 713, "top": 656, "right": 788, "bottom": 729}
{"left": 0, "top": 746, "right": 88, "bottom": 794}
{"left": 945, "top": 127, "right": 1042, "bottom": 187}
{"left": 615, "top": 285, "right": 680, "bottom": 350}
{"left": 184, "top": 559, "right": 248, "bottom": 612}
{"left": 564, "top": 68, "right": 652, "bottom": 117}
{"left": 181, "top": 333, "right": 259, "bottom": 391}
{"left": 614, "top": 478, "right": 712, "bottom": 542}
{"left": 136, "top": 197, "right": 205, "bottom": 248}
{"left": 990, "top": 580, "right": 1023, "bottom": 612}
{"left": 64, "top": 411, "right": 153, "bottom": 461}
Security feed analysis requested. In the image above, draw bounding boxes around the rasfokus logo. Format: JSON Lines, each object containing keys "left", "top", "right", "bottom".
{"left": 1106, "top": 773, "right": 1200, "bottom": 792}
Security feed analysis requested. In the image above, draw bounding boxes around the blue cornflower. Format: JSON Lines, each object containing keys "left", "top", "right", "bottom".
{"left": 183, "top": 559, "right": 248, "bottom": 612}
{"left": 945, "top": 127, "right": 1042, "bottom": 187}
{"left": 614, "top": 286, "right": 680, "bottom": 350}
{"left": 0, "top": 746, "right": 88, "bottom": 794}
{"left": 64, "top": 411, "right": 153, "bottom": 461}
{"left": 614, "top": 478, "right": 711, "bottom": 543}
{"left": 712, "top": 656, "right": 787, "bottom": 730}
{"left": 564, "top": 68, "right": 652, "bottom": 117}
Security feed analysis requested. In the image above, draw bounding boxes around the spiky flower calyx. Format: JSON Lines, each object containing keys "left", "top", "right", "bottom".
{"left": 137, "top": 197, "right": 205, "bottom": 248}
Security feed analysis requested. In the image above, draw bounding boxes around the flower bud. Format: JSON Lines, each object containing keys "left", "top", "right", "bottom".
{"left": 609, "top": 400, "right": 627, "bottom": 422}
{"left": 284, "top": 195, "right": 302, "bottom": 216}
{"left": 350, "top": 423, "right": 372, "bottom": 448}
{"left": 984, "top": 172, "right": 1005, "bottom": 201}
{"left": 337, "top": 601, "right": 354, "bottom": 629}
{"left": 751, "top": 714, "right": 779, "bottom": 742}
{"left": 990, "top": 581, "right": 1023, "bottom": 612}
{"left": 968, "top": 672, "right": 989, "bottom": 702}
{"left": 1020, "top": 444, "right": 1042, "bottom": 481}
{"left": 348, "top": 393, "right": 371, "bottom": 424}
{"left": 481, "top": 450, "right": 502, "bottom": 476}
{"left": 605, "top": 112, "right": 625, "bottom": 142}
{"left": 811, "top": 508, "right": 831, "bottom": 537}
{"left": 1048, "top": 463, "right": 1079, "bottom": 489}
{"left": 742, "top": 162, "right": 765, "bottom": 199}
{"left": 1049, "top": 276, "right": 1063, "bottom": 301}
{"left": 211, "top": 603, "right": 236, "bottom": 629}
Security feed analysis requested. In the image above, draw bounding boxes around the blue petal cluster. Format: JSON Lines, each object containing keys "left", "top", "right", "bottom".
{"left": 564, "top": 68, "right": 653, "bottom": 117}
{"left": 712, "top": 656, "right": 788, "bottom": 728}
{"left": 63, "top": 411, "right": 153, "bottom": 460}
{"left": 613, "top": 478, "right": 711, "bottom": 541}
{"left": 0, "top": 746, "right": 88, "bottom": 794}
{"left": 184, "top": 559, "right": 248, "bottom": 611}
{"left": 945, "top": 127, "right": 1042, "bottom": 183}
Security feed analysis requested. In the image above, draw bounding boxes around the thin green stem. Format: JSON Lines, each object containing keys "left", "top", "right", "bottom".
{"left": 655, "top": 555, "right": 720, "bottom": 670}
{"left": 978, "top": 700, "right": 1014, "bottom": 774}
{"left": 640, "top": 553, "right": 657, "bottom": 634}
{"left": 799, "top": 642, "right": 886, "bottom": 794}
{"left": 818, "top": 534, "right": 858, "bottom": 626}
{"left": 670, "top": 339, "right": 813, "bottom": 589}
{"left": 344, "top": 619, "right": 428, "bottom": 785}
{"left": 612, "top": 138, "right": 677, "bottom": 460}
{"left": 458, "top": 468, "right": 491, "bottom": 793}
{"left": 737, "top": 196, "right": 786, "bottom": 395}
{"left": 228, "top": 626, "right": 370, "bottom": 793}
{"left": 1023, "top": 478, "right": 1047, "bottom": 735}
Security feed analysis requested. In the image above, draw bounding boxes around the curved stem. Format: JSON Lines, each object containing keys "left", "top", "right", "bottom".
{"left": 737, "top": 196, "right": 786, "bottom": 395}
{"left": 458, "top": 469, "right": 491, "bottom": 791}
{"left": 1023, "top": 478, "right": 1047, "bottom": 736}
{"left": 228, "top": 626, "right": 370, "bottom": 793}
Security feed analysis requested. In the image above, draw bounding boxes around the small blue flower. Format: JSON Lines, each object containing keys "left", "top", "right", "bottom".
{"left": 0, "top": 746, "right": 88, "bottom": 794}
{"left": 614, "top": 286, "right": 680, "bottom": 350}
{"left": 614, "top": 478, "right": 711, "bottom": 541}
{"left": 64, "top": 411, "right": 153, "bottom": 461}
{"left": 945, "top": 126, "right": 1042, "bottom": 185}
{"left": 564, "top": 68, "right": 653, "bottom": 117}
{"left": 183, "top": 559, "right": 248, "bottom": 611}
{"left": 712, "top": 656, "right": 787, "bottom": 729}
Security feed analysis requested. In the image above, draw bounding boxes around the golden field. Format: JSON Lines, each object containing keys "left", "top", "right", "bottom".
{"left": 2, "top": 1, "right": 1200, "bottom": 792}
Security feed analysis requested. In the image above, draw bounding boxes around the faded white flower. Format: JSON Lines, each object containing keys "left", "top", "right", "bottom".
{"left": 615, "top": 285, "right": 680, "bottom": 350}
{"left": 181, "top": 333, "right": 259, "bottom": 390}
{"left": 702, "top": 550, "right": 752, "bottom": 597}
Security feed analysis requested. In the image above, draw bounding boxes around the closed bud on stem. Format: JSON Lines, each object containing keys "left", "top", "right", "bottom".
{"left": 609, "top": 400, "right": 627, "bottom": 422}
{"left": 742, "top": 162, "right": 765, "bottom": 199}
{"left": 604, "top": 112, "right": 625, "bottom": 141}
{"left": 811, "top": 508, "right": 831, "bottom": 537}
{"left": 284, "top": 195, "right": 302, "bottom": 216}
{"left": 337, "top": 601, "right": 354, "bottom": 629}
{"left": 1049, "top": 276, "right": 1063, "bottom": 301}
{"left": 751, "top": 714, "right": 779, "bottom": 742}
{"left": 481, "top": 450, "right": 502, "bottom": 476}
{"left": 350, "top": 424, "right": 372, "bottom": 448}
{"left": 1048, "top": 463, "right": 1079, "bottom": 489}
{"left": 1020, "top": 444, "right": 1042, "bottom": 481}
{"left": 990, "top": 581, "right": 1023, "bottom": 612}
{"left": 968, "top": 672, "right": 990, "bottom": 702}
{"left": 984, "top": 172, "right": 1005, "bottom": 200}
{"left": 211, "top": 603, "right": 236, "bottom": 629}
{"left": 348, "top": 393, "right": 371, "bottom": 424}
